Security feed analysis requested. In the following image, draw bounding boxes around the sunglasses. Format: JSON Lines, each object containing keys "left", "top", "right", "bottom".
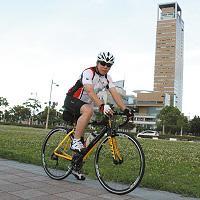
{"left": 99, "top": 61, "right": 112, "bottom": 68}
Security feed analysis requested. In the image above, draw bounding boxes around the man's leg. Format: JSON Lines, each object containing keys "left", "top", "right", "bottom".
{"left": 74, "top": 104, "right": 93, "bottom": 139}
{"left": 71, "top": 104, "right": 93, "bottom": 180}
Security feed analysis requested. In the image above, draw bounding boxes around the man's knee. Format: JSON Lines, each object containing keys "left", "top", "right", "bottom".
{"left": 81, "top": 104, "right": 93, "bottom": 117}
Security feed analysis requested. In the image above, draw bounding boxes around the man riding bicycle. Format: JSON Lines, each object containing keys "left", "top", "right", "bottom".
{"left": 63, "top": 51, "right": 132, "bottom": 179}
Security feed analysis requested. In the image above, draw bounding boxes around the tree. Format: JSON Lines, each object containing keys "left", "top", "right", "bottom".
{"left": 0, "top": 111, "right": 3, "bottom": 121}
{"left": 37, "top": 105, "right": 63, "bottom": 127}
{"left": 23, "top": 98, "right": 41, "bottom": 124}
{"left": 9, "top": 105, "right": 31, "bottom": 123}
{"left": 157, "top": 106, "right": 188, "bottom": 135}
{"left": 0, "top": 97, "right": 9, "bottom": 122}
{"left": 177, "top": 114, "right": 189, "bottom": 136}
{"left": 190, "top": 116, "right": 200, "bottom": 136}
{"left": 0, "top": 97, "right": 9, "bottom": 107}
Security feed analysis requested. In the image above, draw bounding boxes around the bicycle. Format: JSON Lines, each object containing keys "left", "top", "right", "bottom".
{"left": 41, "top": 110, "right": 145, "bottom": 195}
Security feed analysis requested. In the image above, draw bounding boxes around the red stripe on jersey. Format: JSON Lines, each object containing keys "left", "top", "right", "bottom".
{"left": 73, "top": 86, "right": 84, "bottom": 98}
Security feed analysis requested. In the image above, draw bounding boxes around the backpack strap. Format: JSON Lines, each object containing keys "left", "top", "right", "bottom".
{"left": 105, "top": 74, "right": 109, "bottom": 89}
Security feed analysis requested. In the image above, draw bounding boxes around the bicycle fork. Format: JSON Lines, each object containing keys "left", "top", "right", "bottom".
{"left": 108, "top": 136, "right": 123, "bottom": 164}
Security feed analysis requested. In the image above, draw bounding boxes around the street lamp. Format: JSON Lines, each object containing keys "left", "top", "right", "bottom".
{"left": 45, "top": 80, "right": 59, "bottom": 129}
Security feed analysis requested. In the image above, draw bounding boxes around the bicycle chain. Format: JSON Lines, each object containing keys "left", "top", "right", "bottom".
{"left": 71, "top": 152, "right": 84, "bottom": 171}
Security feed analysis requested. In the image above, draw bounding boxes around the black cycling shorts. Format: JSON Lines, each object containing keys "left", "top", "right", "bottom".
{"left": 63, "top": 95, "right": 87, "bottom": 122}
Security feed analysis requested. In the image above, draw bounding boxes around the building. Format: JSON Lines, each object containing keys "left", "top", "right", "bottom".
{"left": 136, "top": 91, "right": 169, "bottom": 116}
{"left": 133, "top": 91, "right": 170, "bottom": 130}
{"left": 98, "top": 2, "right": 184, "bottom": 130}
{"left": 101, "top": 82, "right": 171, "bottom": 130}
{"left": 132, "top": 1, "right": 184, "bottom": 129}
{"left": 154, "top": 2, "right": 184, "bottom": 110}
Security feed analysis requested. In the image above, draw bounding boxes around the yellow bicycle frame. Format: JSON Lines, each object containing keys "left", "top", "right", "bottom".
{"left": 53, "top": 129, "right": 97, "bottom": 161}
{"left": 53, "top": 129, "right": 75, "bottom": 160}
{"left": 52, "top": 118, "right": 122, "bottom": 163}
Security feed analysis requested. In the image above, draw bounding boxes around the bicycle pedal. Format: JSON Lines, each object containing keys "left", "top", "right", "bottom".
{"left": 71, "top": 170, "right": 86, "bottom": 181}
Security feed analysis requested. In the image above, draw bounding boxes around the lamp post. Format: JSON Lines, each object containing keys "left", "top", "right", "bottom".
{"left": 45, "top": 80, "right": 59, "bottom": 129}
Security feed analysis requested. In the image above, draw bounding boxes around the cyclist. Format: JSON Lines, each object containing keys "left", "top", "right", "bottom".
{"left": 63, "top": 51, "right": 132, "bottom": 179}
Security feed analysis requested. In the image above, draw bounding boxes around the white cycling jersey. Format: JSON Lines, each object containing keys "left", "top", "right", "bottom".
{"left": 67, "top": 67, "right": 115, "bottom": 104}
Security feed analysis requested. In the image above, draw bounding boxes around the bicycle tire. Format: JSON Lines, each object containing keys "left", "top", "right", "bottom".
{"left": 41, "top": 127, "right": 73, "bottom": 180}
{"left": 94, "top": 132, "right": 145, "bottom": 195}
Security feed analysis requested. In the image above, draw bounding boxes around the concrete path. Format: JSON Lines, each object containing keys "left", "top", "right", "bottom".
{"left": 0, "top": 158, "right": 199, "bottom": 200}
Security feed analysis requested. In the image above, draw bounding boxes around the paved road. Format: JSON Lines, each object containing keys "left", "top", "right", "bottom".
{"left": 0, "top": 158, "right": 199, "bottom": 200}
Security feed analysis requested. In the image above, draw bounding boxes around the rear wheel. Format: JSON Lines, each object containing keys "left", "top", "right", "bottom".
{"left": 95, "top": 132, "right": 145, "bottom": 195}
{"left": 42, "top": 127, "right": 73, "bottom": 180}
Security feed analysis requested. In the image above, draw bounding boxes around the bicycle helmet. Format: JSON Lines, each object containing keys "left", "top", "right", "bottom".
{"left": 97, "top": 52, "right": 115, "bottom": 65}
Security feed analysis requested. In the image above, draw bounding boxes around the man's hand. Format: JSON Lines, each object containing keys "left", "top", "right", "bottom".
{"left": 123, "top": 108, "right": 135, "bottom": 119}
{"left": 99, "top": 104, "right": 114, "bottom": 116}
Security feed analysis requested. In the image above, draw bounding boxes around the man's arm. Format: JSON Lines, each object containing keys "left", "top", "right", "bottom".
{"left": 109, "top": 87, "right": 126, "bottom": 111}
{"left": 84, "top": 84, "right": 104, "bottom": 107}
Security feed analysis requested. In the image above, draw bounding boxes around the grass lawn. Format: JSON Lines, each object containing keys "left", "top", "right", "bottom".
{"left": 0, "top": 124, "right": 199, "bottom": 198}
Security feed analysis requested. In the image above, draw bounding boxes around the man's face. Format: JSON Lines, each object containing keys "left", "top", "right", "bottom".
{"left": 97, "top": 61, "right": 112, "bottom": 75}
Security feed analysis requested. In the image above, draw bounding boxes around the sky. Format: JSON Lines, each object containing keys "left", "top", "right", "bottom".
{"left": 0, "top": 0, "right": 200, "bottom": 118}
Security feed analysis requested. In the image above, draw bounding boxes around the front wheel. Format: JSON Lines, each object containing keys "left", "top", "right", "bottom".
{"left": 94, "top": 132, "right": 145, "bottom": 195}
